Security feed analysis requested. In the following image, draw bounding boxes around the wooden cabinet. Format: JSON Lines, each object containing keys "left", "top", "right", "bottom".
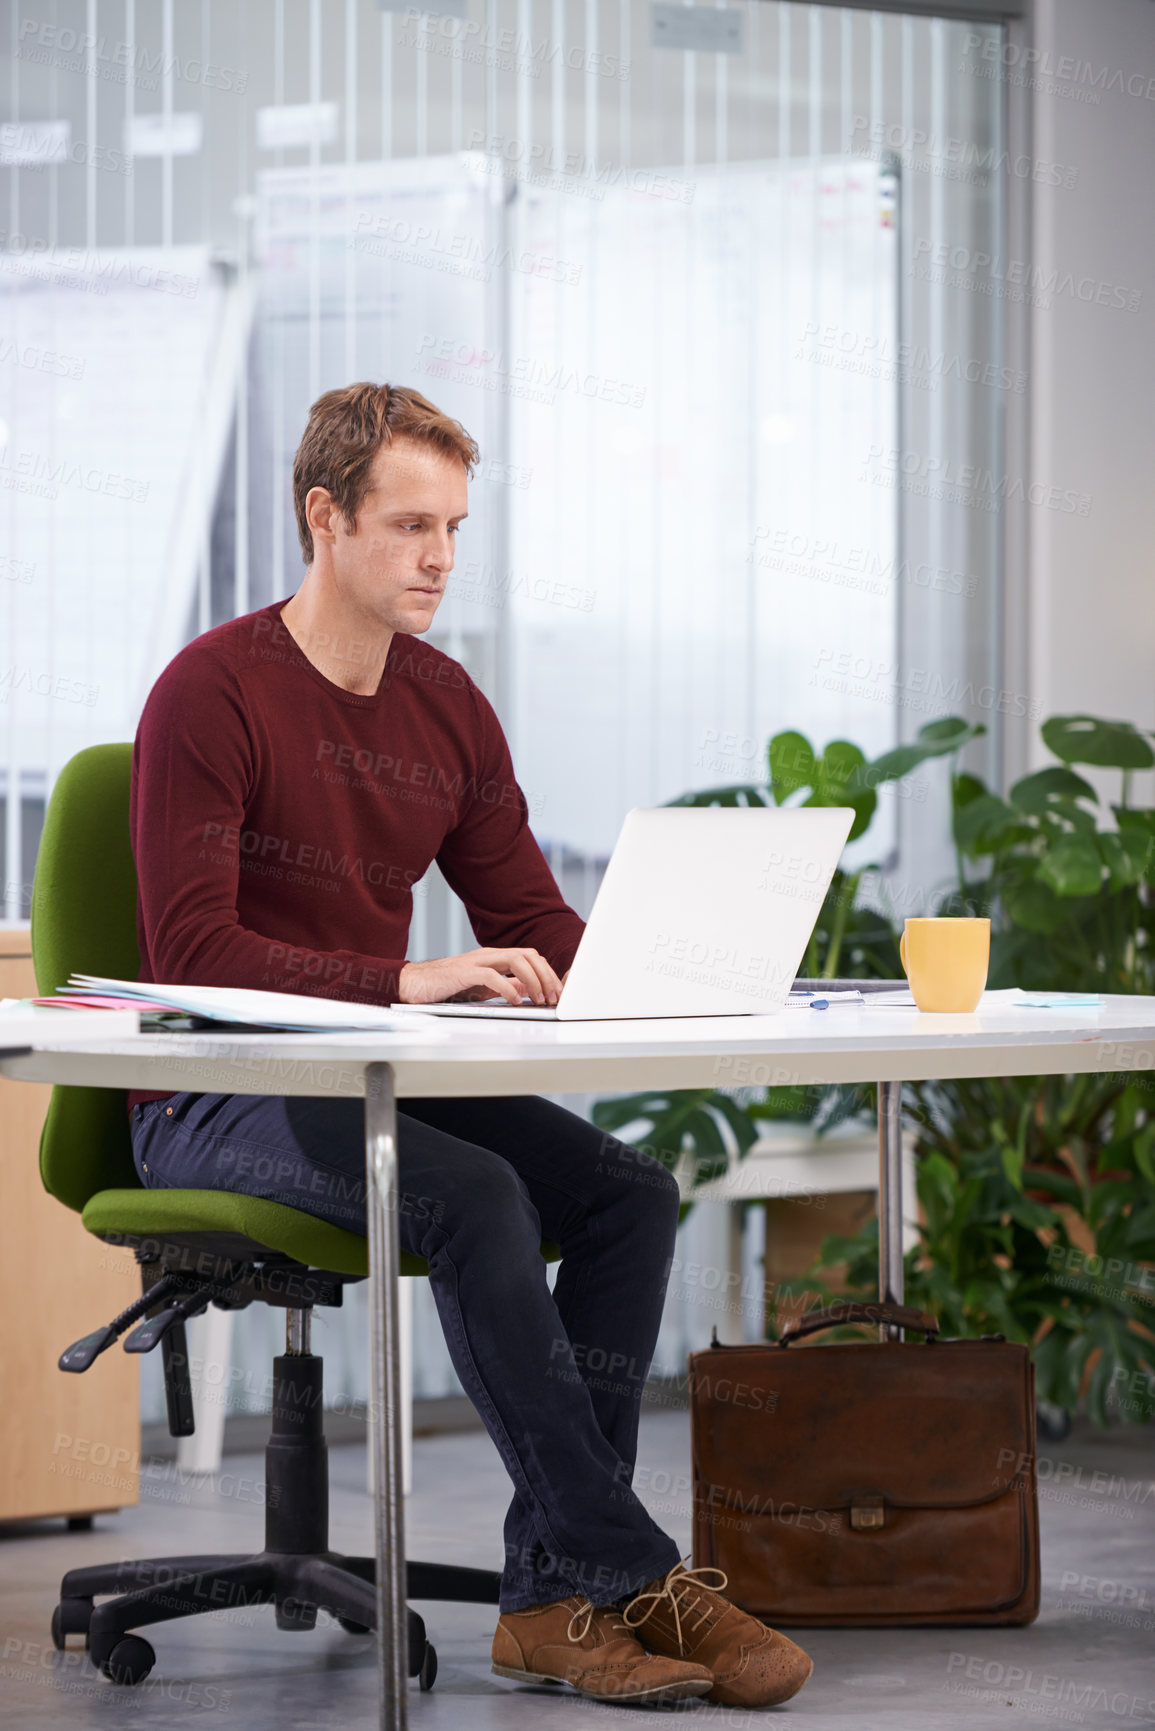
{"left": 0, "top": 927, "right": 139, "bottom": 1522}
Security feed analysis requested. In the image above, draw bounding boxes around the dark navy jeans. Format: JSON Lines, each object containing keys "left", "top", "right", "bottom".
{"left": 130, "top": 1091, "right": 684, "bottom": 1612}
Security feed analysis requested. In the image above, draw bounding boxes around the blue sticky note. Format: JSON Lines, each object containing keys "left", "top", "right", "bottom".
{"left": 1014, "top": 991, "right": 1100, "bottom": 1008}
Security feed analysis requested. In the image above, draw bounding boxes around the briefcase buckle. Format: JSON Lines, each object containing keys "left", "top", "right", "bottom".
{"left": 849, "top": 1496, "right": 886, "bottom": 1530}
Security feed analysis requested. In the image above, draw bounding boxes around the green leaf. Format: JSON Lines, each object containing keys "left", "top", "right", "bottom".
{"left": 954, "top": 794, "right": 1032, "bottom": 855}
{"left": 1001, "top": 878, "right": 1067, "bottom": 934}
{"left": 767, "top": 737, "right": 879, "bottom": 841}
{"left": 808, "top": 742, "right": 876, "bottom": 840}
{"left": 916, "top": 1151, "right": 960, "bottom": 1240}
{"left": 1005, "top": 1192, "right": 1059, "bottom": 1231}
{"left": 850, "top": 718, "right": 985, "bottom": 796}
{"left": 768, "top": 731, "right": 815, "bottom": 803}
{"left": 1032, "top": 1327, "right": 1078, "bottom": 1413}
{"left": 1045, "top": 798, "right": 1101, "bottom": 837}
{"left": 1037, "top": 837, "right": 1104, "bottom": 898}
{"left": 1134, "top": 1122, "right": 1155, "bottom": 1186}
{"left": 1112, "top": 1084, "right": 1143, "bottom": 1143}
{"left": 590, "top": 1088, "right": 711, "bottom": 1163}
{"left": 815, "top": 740, "right": 867, "bottom": 800}
{"left": 1000, "top": 1141, "right": 1025, "bottom": 1190}
{"left": 1123, "top": 830, "right": 1155, "bottom": 879}
{"left": 1098, "top": 832, "right": 1146, "bottom": 891}
{"left": 1112, "top": 827, "right": 1153, "bottom": 882}
{"left": 590, "top": 1090, "right": 675, "bottom": 1131}
{"left": 1041, "top": 715, "right": 1155, "bottom": 771}
{"left": 812, "top": 1081, "right": 877, "bottom": 1137}
{"left": 712, "top": 1093, "right": 763, "bottom": 1159}
{"left": 852, "top": 744, "right": 934, "bottom": 786}
{"left": 1008, "top": 767, "right": 1098, "bottom": 817}
{"left": 1064, "top": 1331, "right": 1098, "bottom": 1412}
{"left": 917, "top": 717, "right": 986, "bottom": 748}
{"left": 591, "top": 1086, "right": 773, "bottom": 1196}
{"left": 682, "top": 1108, "right": 727, "bottom": 1175}
{"left": 1114, "top": 806, "right": 1155, "bottom": 837}
{"left": 953, "top": 771, "right": 988, "bottom": 811}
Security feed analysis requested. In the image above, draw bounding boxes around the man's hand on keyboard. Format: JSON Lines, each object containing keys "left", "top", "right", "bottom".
{"left": 398, "top": 948, "right": 565, "bottom": 1007}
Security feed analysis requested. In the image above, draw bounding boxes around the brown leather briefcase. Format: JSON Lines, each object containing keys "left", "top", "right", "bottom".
{"left": 689, "top": 1301, "right": 1040, "bottom": 1626}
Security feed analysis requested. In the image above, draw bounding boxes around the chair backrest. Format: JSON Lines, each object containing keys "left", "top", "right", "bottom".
{"left": 31, "top": 744, "right": 141, "bottom": 1212}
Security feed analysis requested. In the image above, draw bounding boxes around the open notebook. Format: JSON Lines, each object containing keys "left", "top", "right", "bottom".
{"left": 51, "top": 975, "right": 446, "bottom": 1036}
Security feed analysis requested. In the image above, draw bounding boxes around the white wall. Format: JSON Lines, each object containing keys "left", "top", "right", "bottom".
{"left": 1027, "top": 0, "right": 1155, "bottom": 797}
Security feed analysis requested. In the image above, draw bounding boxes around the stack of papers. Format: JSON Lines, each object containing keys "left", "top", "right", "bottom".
{"left": 0, "top": 998, "right": 141, "bottom": 1045}
{"left": 53, "top": 975, "right": 443, "bottom": 1035}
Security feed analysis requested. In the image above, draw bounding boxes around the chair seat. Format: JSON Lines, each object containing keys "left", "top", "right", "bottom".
{"left": 82, "top": 1188, "right": 562, "bottom": 1278}
{"left": 81, "top": 1184, "right": 564, "bottom": 1280}
{"left": 83, "top": 1187, "right": 379, "bottom": 1276}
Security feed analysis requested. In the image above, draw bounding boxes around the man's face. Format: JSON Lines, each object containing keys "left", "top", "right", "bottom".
{"left": 310, "top": 436, "right": 468, "bottom": 633}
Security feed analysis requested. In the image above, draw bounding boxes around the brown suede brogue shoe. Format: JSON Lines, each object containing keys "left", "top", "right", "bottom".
{"left": 492, "top": 1591, "right": 715, "bottom": 1704}
{"left": 621, "top": 1560, "right": 814, "bottom": 1707}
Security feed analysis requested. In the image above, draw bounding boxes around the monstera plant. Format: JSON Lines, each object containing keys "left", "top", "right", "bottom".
{"left": 591, "top": 713, "right": 1155, "bottom": 1425}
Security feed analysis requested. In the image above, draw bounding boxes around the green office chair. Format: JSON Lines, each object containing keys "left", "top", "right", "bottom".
{"left": 33, "top": 743, "right": 510, "bottom": 1690}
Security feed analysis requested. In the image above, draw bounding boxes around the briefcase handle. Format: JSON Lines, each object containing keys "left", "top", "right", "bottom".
{"left": 778, "top": 1301, "right": 940, "bottom": 1345}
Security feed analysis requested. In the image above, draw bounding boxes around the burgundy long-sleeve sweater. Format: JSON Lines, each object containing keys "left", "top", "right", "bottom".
{"left": 127, "top": 599, "right": 586, "bottom": 1107}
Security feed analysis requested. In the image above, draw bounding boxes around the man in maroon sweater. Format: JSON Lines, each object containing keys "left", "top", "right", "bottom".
{"left": 129, "top": 383, "right": 811, "bottom": 1709}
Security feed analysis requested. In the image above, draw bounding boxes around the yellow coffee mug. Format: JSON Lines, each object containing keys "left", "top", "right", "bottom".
{"left": 899, "top": 917, "right": 990, "bottom": 1012}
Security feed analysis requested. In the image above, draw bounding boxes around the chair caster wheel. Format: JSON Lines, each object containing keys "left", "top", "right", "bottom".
{"left": 51, "top": 1599, "right": 93, "bottom": 1649}
{"left": 419, "top": 1642, "right": 437, "bottom": 1692}
{"left": 336, "top": 1615, "right": 371, "bottom": 1635}
{"left": 100, "top": 1635, "right": 156, "bottom": 1685}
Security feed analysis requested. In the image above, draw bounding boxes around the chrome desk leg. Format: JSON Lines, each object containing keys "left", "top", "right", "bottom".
{"left": 366, "top": 1063, "right": 408, "bottom": 1731}
{"left": 877, "top": 1080, "right": 904, "bottom": 1342}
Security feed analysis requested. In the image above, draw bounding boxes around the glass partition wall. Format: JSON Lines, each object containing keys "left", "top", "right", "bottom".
{"left": 1, "top": 0, "right": 1007, "bottom": 1403}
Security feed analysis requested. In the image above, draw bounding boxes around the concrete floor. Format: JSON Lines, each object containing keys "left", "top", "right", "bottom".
{"left": 1, "top": 1407, "right": 1153, "bottom": 1730}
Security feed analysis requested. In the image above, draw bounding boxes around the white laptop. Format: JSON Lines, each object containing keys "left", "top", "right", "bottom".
{"left": 393, "top": 805, "right": 855, "bottom": 1022}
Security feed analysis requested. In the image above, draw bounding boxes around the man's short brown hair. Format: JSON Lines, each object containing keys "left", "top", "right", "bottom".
{"left": 291, "top": 382, "right": 480, "bottom": 564}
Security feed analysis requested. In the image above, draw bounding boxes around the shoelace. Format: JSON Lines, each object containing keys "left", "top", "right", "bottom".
{"left": 620, "top": 1560, "right": 731, "bottom": 1655}
{"left": 566, "top": 1597, "right": 631, "bottom": 1645}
